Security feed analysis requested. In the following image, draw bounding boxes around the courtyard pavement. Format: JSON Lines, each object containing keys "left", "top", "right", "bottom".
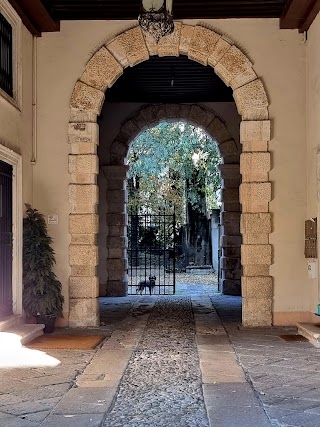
{"left": 0, "top": 283, "right": 319, "bottom": 427}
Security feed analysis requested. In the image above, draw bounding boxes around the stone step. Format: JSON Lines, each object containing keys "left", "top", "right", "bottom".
{"left": 0, "top": 314, "right": 24, "bottom": 331}
{"left": 297, "top": 322, "right": 320, "bottom": 348}
{"left": 0, "top": 323, "right": 44, "bottom": 348}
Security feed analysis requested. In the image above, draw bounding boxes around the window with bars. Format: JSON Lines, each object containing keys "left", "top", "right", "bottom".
{"left": 0, "top": 13, "right": 13, "bottom": 98}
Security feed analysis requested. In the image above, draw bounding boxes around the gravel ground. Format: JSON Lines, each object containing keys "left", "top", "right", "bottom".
{"left": 103, "top": 297, "right": 209, "bottom": 427}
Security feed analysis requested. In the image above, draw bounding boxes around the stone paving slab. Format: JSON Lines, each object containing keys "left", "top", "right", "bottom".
{"left": 41, "top": 414, "right": 104, "bottom": 427}
{"left": 203, "top": 383, "right": 271, "bottom": 427}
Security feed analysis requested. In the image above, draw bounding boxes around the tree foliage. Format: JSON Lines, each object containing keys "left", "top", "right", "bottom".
{"left": 128, "top": 121, "right": 221, "bottom": 217}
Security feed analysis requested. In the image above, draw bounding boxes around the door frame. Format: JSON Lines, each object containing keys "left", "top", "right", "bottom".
{"left": 0, "top": 144, "right": 22, "bottom": 315}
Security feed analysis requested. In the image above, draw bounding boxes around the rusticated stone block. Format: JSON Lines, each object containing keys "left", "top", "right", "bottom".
{"left": 240, "top": 120, "right": 271, "bottom": 142}
{"left": 81, "top": 46, "right": 123, "bottom": 91}
{"left": 69, "top": 298, "right": 99, "bottom": 327}
{"left": 70, "top": 173, "right": 97, "bottom": 185}
{"left": 241, "top": 244, "right": 272, "bottom": 265}
{"left": 223, "top": 178, "right": 242, "bottom": 189}
{"left": 121, "top": 119, "right": 141, "bottom": 139}
{"left": 110, "top": 140, "right": 129, "bottom": 158}
{"left": 68, "top": 122, "right": 99, "bottom": 145}
{"left": 242, "top": 265, "right": 269, "bottom": 277}
{"left": 107, "top": 258, "right": 128, "bottom": 271}
{"left": 69, "top": 184, "right": 98, "bottom": 214}
{"left": 108, "top": 248, "right": 125, "bottom": 259}
{"left": 69, "top": 154, "right": 98, "bottom": 176}
{"left": 207, "top": 117, "right": 231, "bottom": 143}
{"left": 107, "top": 236, "right": 128, "bottom": 249}
{"left": 230, "top": 68, "right": 257, "bottom": 90}
{"left": 70, "top": 81, "right": 104, "bottom": 114}
{"left": 221, "top": 256, "right": 241, "bottom": 270}
{"left": 222, "top": 279, "right": 241, "bottom": 296}
{"left": 242, "top": 297, "right": 272, "bottom": 326}
{"left": 106, "top": 213, "right": 127, "bottom": 226}
{"left": 108, "top": 225, "right": 126, "bottom": 237}
{"left": 222, "top": 269, "right": 241, "bottom": 280}
{"left": 102, "top": 165, "right": 129, "bottom": 180}
{"left": 241, "top": 213, "right": 271, "bottom": 235}
{"left": 219, "top": 139, "right": 238, "bottom": 158}
{"left": 188, "top": 105, "right": 214, "bottom": 128}
{"left": 69, "top": 244, "right": 98, "bottom": 266}
{"left": 179, "top": 104, "right": 192, "bottom": 119}
{"left": 107, "top": 27, "right": 149, "bottom": 67}
{"left": 221, "top": 235, "right": 242, "bottom": 248}
{"left": 241, "top": 141, "right": 268, "bottom": 153}
{"left": 71, "top": 265, "right": 97, "bottom": 277}
{"left": 106, "top": 280, "right": 128, "bottom": 297}
{"left": 188, "top": 26, "right": 220, "bottom": 65}
{"left": 165, "top": 104, "right": 181, "bottom": 119}
{"left": 240, "top": 182, "right": 271, "bottom": 213}
{"left": 214, "top": 45, "right": 252, "bottom": 86}
{"left": 106, "top": 202, "right": 126, "bottom": 214}
{"left": 234, "top": 79, "right": 269, "bottom": 120}
{"left": 158, "top": 22, "right": 182, "bottom": 57}
{"left": 221, "top": 212, "right": 241, "bottom": 235}
{"left": 140, "top": 105, "right": 158, "bottom": 124}
{"left": 71, "top": 234, "right": 97, "bottom": 245}
{"left": 242, "top": 276, "right": 273, "bottom": 299}
{"left": 242, "top": 233, "right": 269, "bottom": 244}
{"left": 106, "top": 189, "right": 126, "bottom": 204}
{"left": 69, "top": 214, "right": 99, "bottom": 234}
{"left": 219, "top": 164, "right": 240, "bottom": 180}
{"left": 69, "top": 109, "right": 98, "bottom": 124}
{"left": 107, "top": 269, "right": 127, "bottom": 281}
{"left": 143, "top": 32, "right": 158, "bottom": 56}
{"left": 208, "top": 37, "right": 232, "bottom": 67}
{"left": 179, "top": 24, "right": 195, "bottom": 54}
{"left": 223, "top": 247, "right": 241, "bottom": 258}
{"left": 69, "top": 276, "right": 99, "bottom": 299}
{"left": 240, "top": 152, "right": 271, "bottom": 183}
{"left": 221, "top": 201, "right": 241, "bottom": 212}
{"left": 107, "top": 179, "right": 126, "bottom": 191}
{"left": 222, "top": 188, "right": 239, "bottom": 203}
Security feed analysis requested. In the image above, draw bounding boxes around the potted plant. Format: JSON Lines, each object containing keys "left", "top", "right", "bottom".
{"left": 22, "top": 204, "right": 64, "bottom": 333}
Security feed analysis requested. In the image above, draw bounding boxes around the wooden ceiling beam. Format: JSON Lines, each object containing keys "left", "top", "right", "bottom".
{"left": 280, "top": 0, "right": 320, "bottom": 32}
{"left": 8, "top": 0, "right": 60, "bottom": 36}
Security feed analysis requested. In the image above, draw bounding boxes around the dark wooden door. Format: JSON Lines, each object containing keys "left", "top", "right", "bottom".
{"left": 0, "top": 160, "right": 13, "bottom": 318}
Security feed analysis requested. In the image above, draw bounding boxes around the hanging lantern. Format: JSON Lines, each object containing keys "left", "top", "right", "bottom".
{"left": 138, "top": 0, "right": 174, "bottom": 43}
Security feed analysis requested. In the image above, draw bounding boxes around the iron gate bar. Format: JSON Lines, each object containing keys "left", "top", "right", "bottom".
{"left": 128, "top": 209, "right": 176, "bottom": 296}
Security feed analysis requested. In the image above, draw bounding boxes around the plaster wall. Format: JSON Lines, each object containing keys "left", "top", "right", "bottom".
{"left": 35, "top": 18, "right": 306, "bottom": 323}
{"left": 305, "top": 12, "right": 320, "bottom": 319}
{"left": 0, "top": 24, "right": 33, "bottom": 204}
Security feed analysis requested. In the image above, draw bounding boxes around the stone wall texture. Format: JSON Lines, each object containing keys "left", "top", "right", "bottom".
{"left": 68, "top": 24, "right": 272, "bottom": 327}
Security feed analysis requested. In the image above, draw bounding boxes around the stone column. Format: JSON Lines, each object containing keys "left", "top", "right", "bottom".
{"left": 240, "top": 121, "right": 272, "bottom": 326}
{"left": 219, "top": 164, "right": 241, "bottom": 295}
{"left": 68, "top": 122, "right": 100, "bottom": 327}
{"left": 103, "top": 165, "right": 129, "bottom": 296}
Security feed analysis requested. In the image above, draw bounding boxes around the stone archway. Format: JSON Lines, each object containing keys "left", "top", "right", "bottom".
{"left": 101, "top": 103, "right": 241, "bottom": 299}
{"left": 68, "top": 24, "right": 272, "bottom": 328}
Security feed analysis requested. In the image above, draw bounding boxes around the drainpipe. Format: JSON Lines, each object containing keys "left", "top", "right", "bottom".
{"left": 31, "top": 36, "right": 37, "bottom": 165}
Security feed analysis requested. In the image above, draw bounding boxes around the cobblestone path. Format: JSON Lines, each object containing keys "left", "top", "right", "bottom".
{"left": 103, "top": 297, "right": 209, "bottom": 427}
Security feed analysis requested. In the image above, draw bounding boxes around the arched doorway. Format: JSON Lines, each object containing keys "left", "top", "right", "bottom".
{"left": 68, "top": 24, "right": 272, "bottom": 327}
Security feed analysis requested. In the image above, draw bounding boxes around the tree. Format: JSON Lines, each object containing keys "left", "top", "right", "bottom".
{"left": 128, "top": 121, "right": 222, "bottom": 267}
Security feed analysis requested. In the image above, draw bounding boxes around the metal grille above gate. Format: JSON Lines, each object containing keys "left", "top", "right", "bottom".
{"left": 128, "top": 211, "right": 176, "bottom": 295}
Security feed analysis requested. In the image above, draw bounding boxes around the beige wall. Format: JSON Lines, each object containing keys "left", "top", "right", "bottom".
{"left": 35, "top": 18, "right": 307, "bottom": 322}
{"left": 0, "top": 24, "right": 33, "bottom": 204}
{"left": 305, "top": 13, "right": 320, "bottom": 318}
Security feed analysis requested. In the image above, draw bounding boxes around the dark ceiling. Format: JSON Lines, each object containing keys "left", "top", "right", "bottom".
{"left": 105, "top": 56, "right": 233, "bottom": 103}
{"left": 41, "top": 0, "right": 287, "bottom": 21}
{"left": 8, "top": 0, "right": 320, "bottom": 35}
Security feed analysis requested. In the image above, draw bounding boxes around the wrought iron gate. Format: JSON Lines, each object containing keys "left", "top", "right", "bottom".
{"left": 0, "top": 160, "right": 13, "bottom": 317}
{"left": 128, "top": 211, "right": 176, "bottom": 295}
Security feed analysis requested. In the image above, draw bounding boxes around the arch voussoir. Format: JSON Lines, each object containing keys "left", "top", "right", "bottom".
{"left": 68, "top": 24, "right": 273, "bottom": 328}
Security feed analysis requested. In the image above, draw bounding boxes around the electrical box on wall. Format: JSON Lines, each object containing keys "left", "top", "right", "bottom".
{"left": 305, "top": 218, "right": 317, "bottom": 258}
{"left": 308, "top": 260, "right": 317, "bottom": 280}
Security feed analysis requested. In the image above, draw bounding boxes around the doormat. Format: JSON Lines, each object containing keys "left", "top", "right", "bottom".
{"left": 278, "top": 334, "right": 308, "bottom": 343}
{"left": 26, "top": 335, "right": 106, "bottom": 350}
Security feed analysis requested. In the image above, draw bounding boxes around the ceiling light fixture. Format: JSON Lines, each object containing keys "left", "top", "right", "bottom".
{"left": 138, "top": 0, "right": 174, "bottom": 43}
